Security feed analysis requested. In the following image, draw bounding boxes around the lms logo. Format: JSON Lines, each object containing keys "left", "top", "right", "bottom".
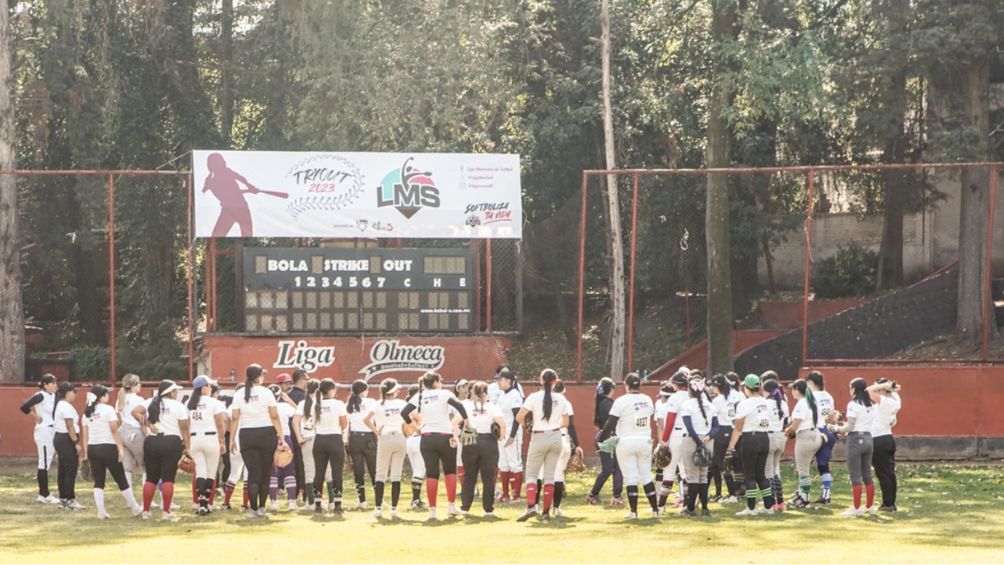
{"left": 376, "top": 157, "right": 441, "bottom": 219}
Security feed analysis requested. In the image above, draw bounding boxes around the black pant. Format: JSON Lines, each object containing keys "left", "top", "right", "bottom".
{"left": 741, "top": 432, "right": 771, "bottom": 505}
{"left": 349, "top": 432, "right": 377, "bottom": 502}
{"left": 144, "top": 435, "right": 184, "bottom": 484}
{"left": 590, "top": 444, "right": 623, "bottom": 497}
{"left": 420, "top": 433, "right": 457, "bottom": 479}
{"left": 710, "top": 427, "right": 734, "bottom": 496}
{"left": 461, "top": 434, "right": 499, "bottom": 512}
{"left": 292, "top": 430, "right": 305, "bottom": 499}
{"left": 872, "top": 434, "right": 897, "bottom": 507}
{"left": 221, "top": 431, "right": 232, "bottom": 486}
{"left": 239, "top": 427, "right": 278, "bottom": 510}
{"left": 87, "top": 444, "right": 129, "bottom": 490}
{"left": 53, "top": 432, "right": 78, "bottom": 500}
{"left": 313, "top": 434, "right": 345, "bottom": 502}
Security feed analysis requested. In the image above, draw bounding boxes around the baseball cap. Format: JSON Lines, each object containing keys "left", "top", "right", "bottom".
{"left": 193, "top": 375, "right": 216, "bottom": 388}
{"left": 743, "top": 374, "right": 761, "bottom": 389}
{"left": 275, "top": 373, "right": 292, "bottom": 384}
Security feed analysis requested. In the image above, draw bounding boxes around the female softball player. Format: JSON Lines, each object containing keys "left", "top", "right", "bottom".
{"left": 364, "top": 378, "right": 408, "bottom": 518}
{"left": 136, "top": 380, "right": 190, "bottom": 520}
{"left": 679, "top": 376, "right": 719, "bottom": 516}
{"left": 807, "top": 370, "right": 836, "bottom": 504}
{"left": 460, "top": 381, "right": 506, "bottom": 516}
{"left": 514, "top": 369, "right": 568, "bottom": 522}
{"left": 657, "top": 370, "right": 691, "bottom": 510}
{"left": 784, "top": 379, "right": 821, "bottom": 508}
{"left": 187, "top": 375, "right": 227, "bottom": 515}
{"left": 52, "top": 382, "right": 83, "bottom": 509}
{"left": 587, "top": 377, "right": 623, "bottom": 506}
{"left": 292, "top": 379, "right": 333, "bottom": 510}
{"left": 229, "top": 364, "right": 286, "bottom": 517}
{"left": 346, "top": 380, "right": 378, "bottom": 510}
{"left": 707, "top": 374, "right": 738, "bottom": 503}
{"left": 497, "top": 369, "right": 524, "bottom": 503}
{"left": 725, "top": 371, "right": 747, "bottom": 500}
{"left": 828, "top": 377, "right": 876, "bottom": 517}
{"left": 267, "top": 384, "right": 298, "bottom": 511}
{"left": 597, "top": 373, "right": 660, "bottom": 520}
{"left": 727, "top": 374, "right": 775, "bottom": 516}
{"left": 762, "top": 376, "right": 789, "bottom": 510}
{"left": 307, "top": 378, "right": 348, "bottom": 514}
{"left": 400, "top": 371, "right": 469, "bottom": 520}
{"left": 869, "top": 378, "right": 902, "bottom": 511}
{"left": 221, "top": 385, "right": 248, "bottom": 511}
{"left": 403, "top": 383, "right": 427, "bottom": 509}
{"left": 115, "top": 374, "right": 146, "bottom": 487}
{"left": 548, "top": 379, "right": 582, "bottom": 516}
{"left": 81, "top": 385, "right": 142, "bottom": 518}
{"left": 453, "top": 379, "right": 470, "bottom": 487}
{"left": 20, "top": 374, "right": 59, "bottom": 504}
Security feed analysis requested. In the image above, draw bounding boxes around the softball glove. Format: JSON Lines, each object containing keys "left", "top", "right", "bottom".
{"left": 273, "top": 445, "right": 293, "bottom": 468}
{"left": 692, "top": 445, "right": 711, "bottom": 468}
{"left": 460, "top": 425, "right": 479, "bottom": 447}
{"left": 566, "top": 451, "right": 586, "bottom": 473}
{"left": 178, "top": 454, "right": 196, "bottom": 475}
{"left": 653, "top": 444, "right": 672, "bottom": 469}
{"left": 79, "top": 459, "right": 92, "bottom": 482}
{"left": 597, "top": 435, "right": 619, "bottom": 454}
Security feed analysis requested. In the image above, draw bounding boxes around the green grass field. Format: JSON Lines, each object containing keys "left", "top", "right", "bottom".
{"left": 1, "top": 463, "right": 1003, "bottom": 563}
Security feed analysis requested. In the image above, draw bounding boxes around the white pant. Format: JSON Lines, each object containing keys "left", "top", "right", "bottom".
{"left": 662, "top": 432, "right": 685, "bottom": 482}
{"left": 406, "top": 435, "right": 425, "bottom": 480}
{"left": 301, "top": 436, "right": 333, "bottom": 484}
{"left": 537, "top": 434, "right": 572, "bottom": 482}
{"left": 227, "top": 435, "right": 247, "bottom": 484}
{"left": 375, "top": 433, "right": 408, "bottom": 482}
{"left": 498, "top": 433, "right": 523, "bottom": 472}
{"left": 616, "top": 436, "right": 654, "bottom": 487}
{"left": 190, "top": 434, "right": 222, "bottom": 480}
{"left": 34, "top": 427, "right": 55, "bottom": 470}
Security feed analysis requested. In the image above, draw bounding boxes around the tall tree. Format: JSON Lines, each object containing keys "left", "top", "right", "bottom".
{"left": 0, "top": 2, "right": 23, "bottom": 381}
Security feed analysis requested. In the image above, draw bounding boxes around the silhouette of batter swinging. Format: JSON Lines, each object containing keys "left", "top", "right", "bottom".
{"left": 202, "top": 152, "right": 288, "bottom": 237}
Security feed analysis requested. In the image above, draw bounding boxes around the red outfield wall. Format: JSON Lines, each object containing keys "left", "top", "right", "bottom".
{"left": 2, "top": 365, "right": 1002, "bottom": 457}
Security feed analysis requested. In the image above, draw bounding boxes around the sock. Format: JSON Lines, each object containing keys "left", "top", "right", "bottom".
{"left": 242, "top": 485, "right": 250, "bottom": 508}
{"left": 192, "top": 477, "right": 199, "bottom": 504}
{"left": 626, "top": 485, "right": 639, "bottom": 513}
{"left": 658, "top": 481, "right": 673, "bottom": 508}
{"left": 270, "top": 476, "right": 279, "bottom": 501}
{"left": 762, "top": 486, "right": 775, "bottom": 510}
{"left": 285, "top": 477, "right": 297, "bottom": 501}
{"left": 798, "top": 474, "right": 811, "bottom": 500}
{"left": 411, "top": 477, "right": 422, "bottom": 502}
{"left": 655, "top": 469, "right": 663, "bottom": 484}
{"left": 224, "top": 482, "right": 235, "bottom": 506}
{"left": 37, "top": 470, "right": 49, "bottom": 497}
{"left": 773, "top": 475, "right": 783, "bottom": 504}
{"left": 457, "top": 466, "right": 465, "bottom": 490}
{"left": 852, "top": 484, "right": 863, "bottom": 509}
{"left": 444, "top": 473, "right": 458, "bottom": 503}
{"left": 209, "top": 480, "right": 218, "bottom": 506}
{"left": 746, "top": 487, "right": 757, "bottom": 511}
{"left": 512, "top": 472, "right": 524, "bottom": 499}
{"left": 525, "top": 481, "right": 538, "bottom": 508}
{"left": 685, "top": 485, "right": 697, "bottom": 512}
{"left": 391, "top": 481, "right": 401, "bottom": 508}
{"left": 680, "top": 479, "right": 688, "bottom": 501}
{"left": 822, "top": 473, "right": 833, "bottom": 500}
{"left": 643, "top": 482, "right": 659, "bottom": 512}
{"left": 536, "top": 479, "right": 543, "bottom": 501}
{"left": 375, "top": 481, "right": 385, "bottom": 508}
{"left": 356, "top": 481, "right": 366, "bottom": 503}
{"left": 724, "top": 471, "right": 736, "bottom": 497}
{"left": 699, "top": 483, "right": 709, "bottom": 510}
{"left": 327, "top": 481, "right": 335, "bottom": 503}
{"left": 142, "top": 482, "right": 156, "bottom": 512}
{"left": 553, "top": 482, "right": 565, "bottom": 509}
{"left": 542, "top": 484, "right": 555, "bottom": 514}
{"left": 121, "top": 486, "right": 140, "bottom": 514}
{"left": 866, "top": 483, "right": 875, "bottom": 508}
{"left": 161, "top": 482, "right": 175, "bottom": 513}
{"left": 93, "top": 488, "right": 106, "bottom": 516}
{"left": 499, "top": 471, "right": 511, "bottom": 499}
{"left": 426, "top": 478, "right": 439, "bottom": 508}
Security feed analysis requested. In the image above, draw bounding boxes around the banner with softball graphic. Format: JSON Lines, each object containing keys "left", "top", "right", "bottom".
{"left": 192, "top": 150, "right": 522, "bottom": 239}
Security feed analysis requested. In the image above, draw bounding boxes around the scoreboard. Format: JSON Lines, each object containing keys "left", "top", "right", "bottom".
{"left": 243, "top": 247, "right": 474, "bottom": 334}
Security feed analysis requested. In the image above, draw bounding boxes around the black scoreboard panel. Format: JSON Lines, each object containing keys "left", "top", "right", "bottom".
{"left": 243, "top": 247, "right": 474, "bottom": 333}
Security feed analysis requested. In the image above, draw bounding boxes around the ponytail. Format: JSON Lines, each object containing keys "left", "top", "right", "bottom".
{"left": 689, "top": 378, "right": 708, "bottom": 423}
{"left": 84, "top": 385, "right": 108, "bottom": 419}
{"left": 791, "top": 379, "right": 817, "bottom": 427}
{"left": 347, "top": 380, "right": 367, "bottom": 414}
{"left": 187, "top": 385, "right": 204, "bottom": 411}
{"left": 117, "top": 373, "right": 141, "bottom": 414}
{"left": 763, "top": 379, "right": 784, "bottom": 420}
{"left": 148, "top": 380, "right": 175, "bottom": 425}
{"left": 316, "top": 379, "right": 336, "bottom": 422}
{"left": 303, "top": 379, "right": 320, "bottom": 417}
{"left": 380, "top": 378, "right": 399, "bottom": 406}
{"left": 472, "top": 381, "right": 488, "bottom": 414}
{"left": 850, "top": 378, "right": 872, "bottom": 407}
{"left": 541, "top": 369, "right": 557, "bottom": 421}
{"left": 53, "top": 382, "right": 74, "bottom": 420}
{"left": 245, "top": 364, "right": 264, "bottom": 403}
{"left": 418, "top": 372, "right": 441, "bottom": 414}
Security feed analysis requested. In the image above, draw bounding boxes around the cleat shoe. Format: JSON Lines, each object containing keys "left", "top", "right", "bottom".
{"left": 609, "top": 497, "right": 625, "bottom": 506}
{"left": 879, "top": 505, "right": 897, "bottom": 512}
{"left": 624, "top": 511, "right": 638, "bottom": 520}
{"left": 197, "top": 506, "right": 209, "bottom": 516}
{"left": 357, "top": 501, "right": 368, "bottom": 511}
{"left": 390, "top": 508, "right": 399, "bottom": 519}
{"left": 65, "top": 499, "right": 84, "bottom": 510}
{"left": 428, "top": 507, "right": 438, "bottom": 521}
{"left": 411, "top": 499, "right": 426, "bottom": 510}
{"left": 553, "top": 507, "right": 563, "bottom": 518}
{"left": 701, "top": 509, "right": 711, "bottom": 517}
{"left": 141, "top": 511, "right": 152, "bottom": 520}
{"left": 735, "top": 508, "right": 758, "bottom": 517}
{"left": 585, "top": 494, "right": 601, "bottom": 505}
{"left": 842, "top": 507, "right": 865, "bottom": 517}
{"left": 288, "top": 500, "right": 299, "bottom": 511}
{"left": 161, "top": 512, "right": 176, "bottom": 521}
{"left": 270, "top": 501, "right": 280, "bottom": 512}
{"left": 720, "top": 495, "right": 739, "bottom": 504}
{"left": 866, "top": 506, "right": 877, "bottom": 515}
{"left": 813, "top": 497, "right": 831, "bottom": 505}
{"left": 372, "top": 508, "right": 382, "bottom": 519}
{"left": 516, "top": 508, "right": 538, "bottom": 522}
{"left": 448, "top": 503, "right": 461, "bottom": 516}
{"left": 97, "top": 512, "right": 110, "bottom": 520}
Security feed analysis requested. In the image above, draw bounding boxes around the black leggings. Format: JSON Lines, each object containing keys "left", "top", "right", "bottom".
{"left": 349, "top": 432, "right": 377, "bottom": 502}
{"left": 313, "top": 434, "right": 345, "bottom": 502}
{"left": 53, "top": 432, "right": 78, "bottom": 500}
{"left": 740, "top": 432, "right": 772, "bottom": 509}
{"left": 239, "top": 427, "right": 278, "bottom": 510}
{"left": 461, "top": 434, "right": 499, "bottom": 512}
{"left": 420, "top": 434, "right": 457, "bottom": 479}
{"left": 873, "top": 434, "right": 897, "bottom": 507}
{"left": 710, "top": 427, "right": 735, "bottom": 497}
{"left": 144, "top": 435, "right": 184, "bottom": 484}
{"left": 87, "top": 444, "right": 129, "bottom": 490}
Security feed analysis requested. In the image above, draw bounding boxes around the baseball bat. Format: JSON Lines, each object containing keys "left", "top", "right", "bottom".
{"left": 242, "top": 189, "right": 289, "bottom": 199}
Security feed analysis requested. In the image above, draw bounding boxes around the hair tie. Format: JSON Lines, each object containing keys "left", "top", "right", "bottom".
{"left": 86, "top": 392, "right": 97, "bottom": 405}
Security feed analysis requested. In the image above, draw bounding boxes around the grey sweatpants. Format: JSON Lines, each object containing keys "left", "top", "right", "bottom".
{"left": 680, "top": 439, "right": 709, "bottom": 484}
{"left": 794, "top": 429, "right": 822, "bottom": 477}
{"left": 846, "top": 432, "right": 874, "bottom": 485}
{"left": 765, "top": 432, "right": 785, "bottom": 479}
{"left": 524, "top": 430, "right": 563, "bottom": 484}
{"left": 375, "top": 433, "right": 407, "bottom": 482}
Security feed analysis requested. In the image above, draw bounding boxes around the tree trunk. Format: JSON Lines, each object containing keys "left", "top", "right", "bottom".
{"left": 0, "top": 5, "right": 22, "bottom": 381}
{"left": 600, "top": 0, "right": 627, "bottom": 380}
{"left": 705, "top": 0, "right": 738, "bottom": 375}
{"left": 221, "top": 0, "right": 234, "bottom": 145}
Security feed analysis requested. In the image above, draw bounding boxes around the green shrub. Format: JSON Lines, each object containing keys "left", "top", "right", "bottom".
{"left": 69, "top": 346, "right": 110, "bottom": 381}
{"left": 812, "top": 243, "right": 878, "bottom": 298}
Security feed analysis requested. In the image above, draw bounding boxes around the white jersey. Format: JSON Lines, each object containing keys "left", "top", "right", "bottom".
{"left": 368, "top": 398, "right": 407, "bottom": 436}
{"left": 463, "top": 399, "right": 504, "bottom": 434}
{"left": 765, "top": 396, "right": 789, "bottom": 432}
{"left": 83, "top": 403, "right": 118, "bottom": 445}
{"left": 295, "top": 400, "right": 316, "bottom": 439}
{"left": 561, "top": 395, "right": 574, "bottom": 430}
{"left": 846, "top": 401, "right": 875, "bottom": 433}
{"left": 232, "top": 385, "right": 278, "bottom": 430}
{"left": 654, "top": 398, "right": 671, "bottom": 423}
{"left": 871, "top": 394, "right": 901, "bottom": 438}
{"left": 189, "top": 396, "right": 226, "bottom": 434}
{"left": 25, "top": 391, "right": 56, "bottom": 429}
{"left": 609, "top": 393, "right": 654, "bottom": 439}
{"left": 407, "top": 389, "right": 458, "bottom": 435}
{"left": 679, "top": 396, "right": 715, "bottom": 436}
{"left": 146, "top": 397, "right": 189, "bottom": 438}
{"left": 53, "top": 401, "right": 79, "bottom": 434}
{"left": 736, "top": 397, "right": 770, "bottom": 432}
{"left": 726, "top": 390, "right": 745, "bottom": 424}
{"left": 487, "top": 382, "right": 503, "bottom": 405}
{"left": 813, "top": 390, "right": 835, "bottom": 424}
{"left": 276, "top": 402, "right": 296, "bottom": 436}
{"left": 348, "top": 397, "right": 377, "bottom": 433}
{"left": 308, "top": 397, "right": 347, "bottom": 435}
{"left": 522, "top": 390, "right": 569, "bottom": 432}
{"left": 498, "top": 388, "right": 523, "bottom": 430}
{"left": 712, "top": 395, "right": 732, "bottom": 426}
{"left": 119, "top": 392, "right": 145, "bottom": 428}
{"left": 666, "top": 391, "right": 689, "bottom": 433}
{"left": 791, "top": 398, "right": 817, "bottom": 431}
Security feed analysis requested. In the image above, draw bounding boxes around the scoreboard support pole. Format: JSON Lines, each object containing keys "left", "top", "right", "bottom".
{"left": 486, "top": 239, "right": 493, "bottom": 333}
{"left": 473, "top": 240, "right": 482, "bottom": 331}
{"left": 515, "top": 241, "right": 524, "bottom": 334}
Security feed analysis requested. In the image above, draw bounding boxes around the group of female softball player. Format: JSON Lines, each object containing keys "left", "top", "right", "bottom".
{"left": 20, "top": 365, "right": 900, "bottom": 522}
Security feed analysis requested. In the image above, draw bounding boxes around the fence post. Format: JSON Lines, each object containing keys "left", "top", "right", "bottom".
{"left": 627, "top": 173, "right": 639, "bottom": 373}
{"left": 486, "top": 239, "right": 493, "bottom": 333}
{"left": 801, "top": 170, "right": 815, "bottom": 364}
{"left": 186, "top": 174, "right": 194, "bottom": 382}
{"left": 107, "top": 174, "right": 116, "bottom": 381}
{"left": 576, "top": 173, "right": 589, "bottom": 381}
{"left": 983, "top": 165, "right": 998, "bottom": 361}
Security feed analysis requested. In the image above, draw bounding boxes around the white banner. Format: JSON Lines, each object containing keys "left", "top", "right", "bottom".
{"left": 193, "top": 150, "right": 521, "bottom": 239}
